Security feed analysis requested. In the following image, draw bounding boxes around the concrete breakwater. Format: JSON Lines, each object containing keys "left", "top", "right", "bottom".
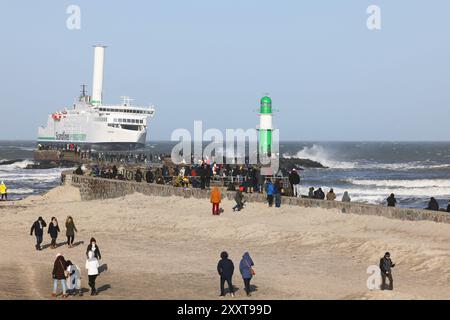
{"left": 63, "top": 172, "right": 450, "bottom": 224}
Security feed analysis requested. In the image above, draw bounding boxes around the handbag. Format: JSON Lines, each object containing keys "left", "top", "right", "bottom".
{"left": 245, "top": 260, "right": 255, "bottom": 276}
{"left": 60, "top": 260, "right": 69, "bottom": 278}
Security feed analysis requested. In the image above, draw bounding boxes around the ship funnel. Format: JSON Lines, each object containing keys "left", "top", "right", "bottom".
{"left": 91, "top": 45, "right": 107, "bottom": 106}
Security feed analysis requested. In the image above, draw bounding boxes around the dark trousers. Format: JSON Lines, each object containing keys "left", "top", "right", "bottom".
{"left": 0, "top": 193, "right": 6, "bottom": 200}
{"left": 220, "top": 276, "right": 234, "bottom": 295}
{"left": 51, "top": 238, "right": 57, "bottom": 247}
{"left": 243, "top": 278, "right": 251, "bottom": 295}
{"left": 35, "top": 235, "right": 43, "bottom": 250}
{"left": 381, "top": 272, "right": 393, "bottom": 290}
{"left": 275, "top": 193, "right": 281, "bottom": 207}
{"left": 267, "top": 195, "right": 274, "bottom": 207}
{"left": 67, "top": 235, "right": 74, "bottom": 245}
{"left": 88, "top": 275, "right": 98, "bottom": 293}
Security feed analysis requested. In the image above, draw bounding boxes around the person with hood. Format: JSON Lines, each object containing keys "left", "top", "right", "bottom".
{"left": 210, "top": 187, "right": 222, "bottom": 215}
{"left": 135, "top": 169, "right": 143, "bottom": 182}
{"left": 308, "top": 187, "right": 315, "bottom": 199}
{"left": 145, "top": 169, "right": 154, "bottom": 184}
{"left": 52, "top": 253, "right": 68, "bottom": 298}
{"left": 239, "top": 252, "right": 255, "bottom": 297}
{"left": 379, "top": 252, "right": 395, "bottom": 290}
{"left": 387, "top": 194, "right": 397, "bottom": 207}
{"left": 66, "top": 260, "right": 82, "bottom": 296}
{"left": 314, "top": 188, "right": 325, "bottom": 200}
{"left": 65, "top": 216, "right": 78, "bottom": 248}
{"left": 266, "top": 179, "right": 274, "bottom": 207}
{"left": 426, "top": 197, "right": 439, "bottom": 211}
{"left": 86, "top": 237, "right": 102, "bottom": 260}
{"left": 341, "top": 191, "right": 351, "bottom": 202}
{"left": 233, "top": 187, "right": 245, "bottom": 212}
{"left": 48, "top": 217, "right": 60, "bottom": 249}
{"left": 326, "top": 188, "right": 337, "bottom": 201}
{"left": 30, "top": 216, "right": 47, "bottom": 250}
{"left": 288, "top": 169, "right": 301, "bottom": 197}
{"left": 217, "top": 251, "right": 235, "bottom": 297}
{"left": 0, "top": 181, "right": 7, "bottom": 201}
{"left": 274, "top": 179, "right": 283, "bottom": 208}
{"left": 86, "top": 251, "right": 100, "bottom": 295}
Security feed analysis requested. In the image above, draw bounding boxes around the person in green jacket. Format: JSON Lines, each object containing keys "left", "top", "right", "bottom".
{"left": 65, "top": 216, "right": 78, "bottom": 248}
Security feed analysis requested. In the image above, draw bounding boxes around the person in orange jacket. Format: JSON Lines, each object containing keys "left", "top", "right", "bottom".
{"left": 210, "top": 187, "right": 222, "bottom": 215}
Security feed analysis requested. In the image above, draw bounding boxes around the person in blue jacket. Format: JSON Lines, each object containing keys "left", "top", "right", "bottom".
{"left": 265, "top": 179, "right": 274, "bottom": 207}
{"left": 239, "top": 252, "right": 255, "bottom": 297}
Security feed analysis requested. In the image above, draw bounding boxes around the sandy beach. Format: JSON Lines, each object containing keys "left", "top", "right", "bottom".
{"left": 1, "top": 185, "right": 450, "bottom": 300}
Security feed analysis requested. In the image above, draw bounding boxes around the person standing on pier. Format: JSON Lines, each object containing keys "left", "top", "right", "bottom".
{"left": 65, "top": 216, "right": 78, "bottom": 248}
{"left": 288, "top": 169, "right": 301, "bottom": 198}
{"left": 266, "top": 179, "right": 274, "bottom": 207}
{"left": 30, "top": 216, "right": 47, "bottom": 250}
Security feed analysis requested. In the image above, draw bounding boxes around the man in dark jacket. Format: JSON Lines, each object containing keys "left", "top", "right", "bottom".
{"left": 314, "top": 188, "right": 325, "bottom": 200}
{"left": 288, "top": 169, "right": 301, "bottom": 197}
{"left": 379, "top": 252, "right": 395, "bottom": 290}
{"left": 217, "top": 251, "right": 235, "bottom": 297}
{"left": 145, "top": 170, "right": 154, "bottom": 183}
{"left": 426, "top": 197, "right": 439, "bottom": 211}
{"left": 30, "top": 217, "right": 47, "bottom": 250}
{"left": 387, "top": 194, "right": 397, "bottom": 207}
{"left": 135, "top": 169, "right": 143, "bottom": 182}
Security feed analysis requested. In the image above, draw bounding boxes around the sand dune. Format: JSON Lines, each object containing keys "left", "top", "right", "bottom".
{"left": 1, "top": 185, "right": 450, "bottom": 299}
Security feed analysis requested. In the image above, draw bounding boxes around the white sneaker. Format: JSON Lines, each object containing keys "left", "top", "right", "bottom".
{"left": 231, "top": 293, "right": 235, "bottom": 298}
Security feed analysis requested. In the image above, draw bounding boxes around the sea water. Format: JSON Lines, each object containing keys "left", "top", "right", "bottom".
{"left": 1, "top": 140, "right": 450, "bottom": 209}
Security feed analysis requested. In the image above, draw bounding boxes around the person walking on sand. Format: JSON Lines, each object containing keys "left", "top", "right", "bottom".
{"left": 387, "top": 193, "right": 397, "bottom": 207}
{"left": 48, "top": 217, "right": 60, "bottom": 249}
{"left": 217, "top": 251, "right": 235, "bottom": 297}
{"left": 379, "top": 252, "right": 395, "bottom": 290}
{"left": 65, "top": 216, "right": 77, "bottom": 248}
{"left": 66, "top": 260, "right": 82, "bottom": 296}
{"left": 52, "top": 253, "right": 68, "bottom": 298}
{"left": 326, "top": 188, "right": 336, "bottom": 201}
{"left": 30, "top": 216, "right": 47, "bottom": 251}
{"left": 86, "top": 237, "right": 102, "bottom": 260}
{"left": 341, "top": 191, "right": 351, "bottom": 202}
{"left": 0, "top": 181, "right": 7, "bottom": 201}
{"left": 266, "top": 179, "right": 274, "bottom": 207}
{"left": 210, "top": 186, "right": 222, "bottom": 215}
{"left": 239, "top": 252, "right": 255, "bottom": 297}
{"left": 233, "top": 187, "right": 245, "bottom": 212}
{"left": 86, "top": 251, "right": 100, "bottom": 295}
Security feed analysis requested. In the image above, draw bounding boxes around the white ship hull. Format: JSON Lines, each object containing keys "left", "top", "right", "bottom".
{"left": 37, "top": 45, "right": 156, "bottom": 150}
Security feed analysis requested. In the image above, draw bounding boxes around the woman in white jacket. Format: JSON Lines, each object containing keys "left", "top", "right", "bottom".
{"left": 86, "top": 251, "right": 99, "bottom": 295}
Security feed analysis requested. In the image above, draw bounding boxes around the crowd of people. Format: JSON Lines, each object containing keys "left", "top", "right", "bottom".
{"left": 29, "top": 216, "right": 103, "bottom": 297}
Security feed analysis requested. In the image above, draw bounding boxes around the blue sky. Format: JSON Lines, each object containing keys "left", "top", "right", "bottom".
{"left": 1, "top": 0, "right": 449, "bottom": 141}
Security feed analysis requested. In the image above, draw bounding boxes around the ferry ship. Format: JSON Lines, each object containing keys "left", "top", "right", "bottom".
{"left": 37, "top": 45, "right": 155, "bottom": 150}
